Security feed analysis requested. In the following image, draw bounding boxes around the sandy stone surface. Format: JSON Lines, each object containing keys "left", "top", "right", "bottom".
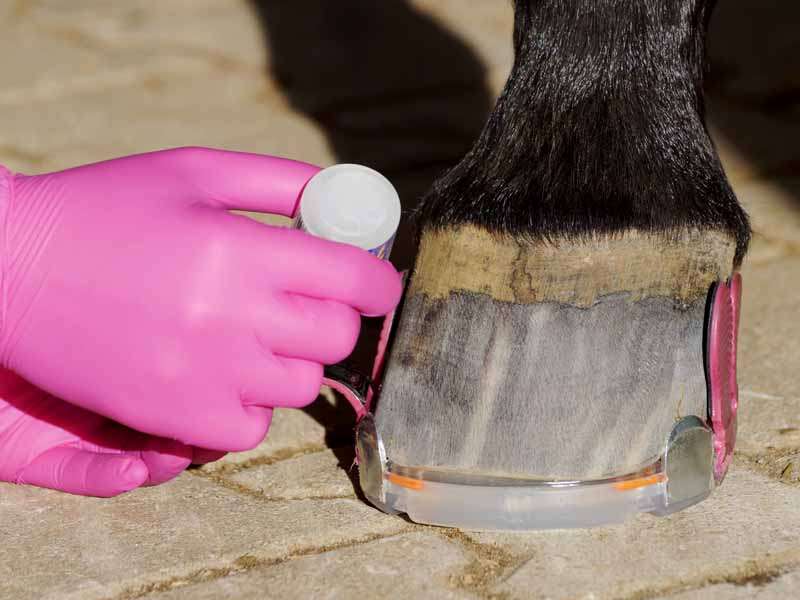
{"left": 228, "top": 448, "right": 357, "bottom": 501}
{"left": 469, "top": 469, "right": 800, "bottom": 599}
{"left": 666, "top": 571, "right": 800, "bottom": 600}
{"left": 141, "top": 532, "right": 477, "bottom": 600}
{"left": 0, "top": 475, "right": 409, "bottom": 600}
{"left": 737, "top": 258, "right": 800, "bottom": 455}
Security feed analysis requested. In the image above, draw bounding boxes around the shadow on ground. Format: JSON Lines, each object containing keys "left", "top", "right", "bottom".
{"left": 249, "top": 0, "right": 494, "bottom": 270}
{"left": 707, "top": 1, "right": 800, "bottom": 201}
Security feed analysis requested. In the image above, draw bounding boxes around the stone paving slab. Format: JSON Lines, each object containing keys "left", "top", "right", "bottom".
{"left": 22, "top": 0, "right": 266, "bottom": 71}
{"left": 736, "top": 178, "right": 800, "bottom": 248}
{"left": 728, "top": 177, "right": 800, "bottom": 265}
{"left": 0, "top": 475, "right": 409, "bottom": 600}
{"left": 410, "top": 0, "right": 513, "bottom": 93}
{"left": 666, "top": 570, "right": 800, "bottom": 600}
{"left": 465, "top": 469, "right": 800, "bottom": 600}
{"left": 0, "top": 67, "right": 332, "bottom": 175}
{"left": 198, "top": 392, "right": 355, "bottom": 474}
{"left": 227, "top": 448, "right": 356, "bottom": 501}
{"left": 741, "top": 233, "right": 791, "bottom": 266}
{"left": 737, "top": 257, "right": 800, "bottom": 456}
{"left": 143, "top": 531, "right": 476, "bottom": 600}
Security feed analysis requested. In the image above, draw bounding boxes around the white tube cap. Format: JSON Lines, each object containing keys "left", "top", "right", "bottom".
{"left": 298, "top": 164, "right": 401, "bottom": 251}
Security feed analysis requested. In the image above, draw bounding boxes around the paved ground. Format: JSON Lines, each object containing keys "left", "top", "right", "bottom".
{"left": 0, "top": 2, "right": 798, "bottom": 599}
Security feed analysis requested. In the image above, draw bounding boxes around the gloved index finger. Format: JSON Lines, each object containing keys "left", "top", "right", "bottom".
{"left": 164, "top": 147, "right": 320, "bottom": 217}
{"left": 271, "top": 228, "right": 403, "bottom": 317}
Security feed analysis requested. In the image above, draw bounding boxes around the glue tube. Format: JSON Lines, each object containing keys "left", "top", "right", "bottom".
{"left": 295, "top": 164, "right": 401, "bottom": 260}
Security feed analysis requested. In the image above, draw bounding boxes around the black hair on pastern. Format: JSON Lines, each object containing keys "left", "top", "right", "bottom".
{"left": 416, "top": 0, "right": 750, "bottom": 265}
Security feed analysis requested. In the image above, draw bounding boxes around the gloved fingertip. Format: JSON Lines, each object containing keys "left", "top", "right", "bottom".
{"left": 361, "top": 264, "right": 403, "bottom": 317}
{"left": 112, "top": 456, "right": 150, "bottom": 490}
{"left": 140, "top": 437, "right": 193, "bottom": 486}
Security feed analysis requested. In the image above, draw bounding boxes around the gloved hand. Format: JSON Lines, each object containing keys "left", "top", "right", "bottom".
{"left": 0, "top": 367, "right": 224, "bottom": 496}
{"left": 0, "top": 148, "right": 402, "bottom": 456}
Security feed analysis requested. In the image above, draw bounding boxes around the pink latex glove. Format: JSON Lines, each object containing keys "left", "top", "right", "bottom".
{"left": 0, "top": 367, "right": 224, "bottom": 496}
{"left": 0, "top": 148, "right": 402, "bottom": 459}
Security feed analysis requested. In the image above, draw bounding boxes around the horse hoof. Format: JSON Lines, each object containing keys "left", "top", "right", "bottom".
{"left": 361, "top": 225, "right": 742, "bottom": 530}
